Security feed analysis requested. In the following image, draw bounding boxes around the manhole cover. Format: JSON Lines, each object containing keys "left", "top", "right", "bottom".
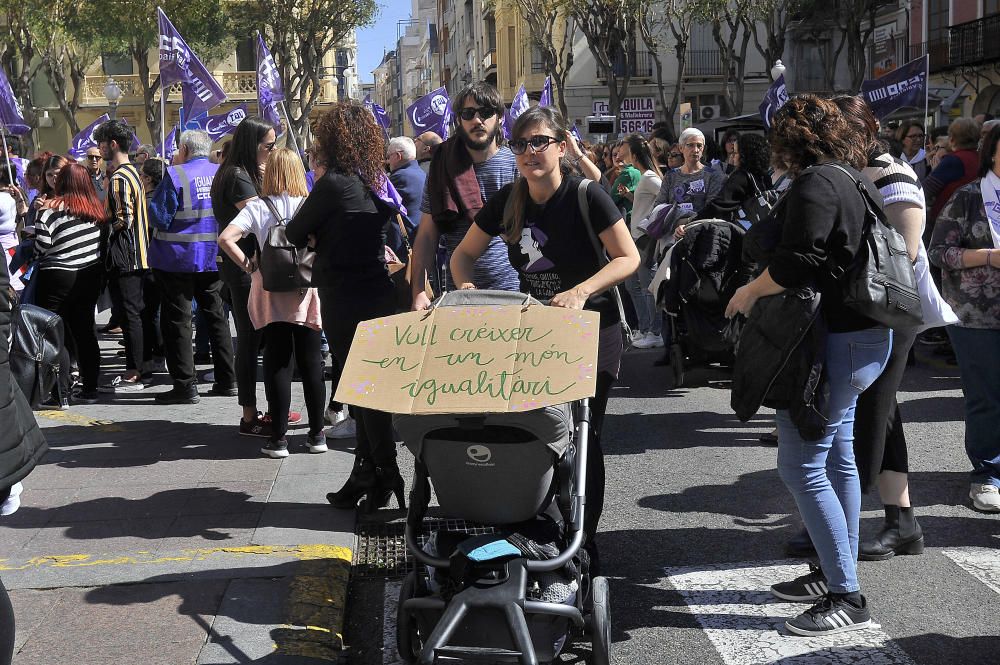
{"left": 353, "top": 518, "right": 495, "bottom": 579}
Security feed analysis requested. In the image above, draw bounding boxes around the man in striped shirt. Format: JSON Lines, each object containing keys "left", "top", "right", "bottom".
{"left": 95, "top": 119, "right": 160, "bottom": 392}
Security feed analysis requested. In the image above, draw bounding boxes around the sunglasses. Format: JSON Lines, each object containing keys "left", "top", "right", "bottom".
{"left": 458, "top": 107, "right": 498, "bottom": 122}
{"left": 261, "top": 141, "right": 277, "bottom": 151}
{"left": 86, "top": 155, "right": 101, "bottom": 161}
{"left": 509, "top": 135, "right": 560, "bottom": 155}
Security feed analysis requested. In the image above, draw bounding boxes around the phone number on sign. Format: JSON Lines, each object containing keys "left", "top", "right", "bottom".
{"left": 620, "top": 119, "right": 654, "bottom": 133}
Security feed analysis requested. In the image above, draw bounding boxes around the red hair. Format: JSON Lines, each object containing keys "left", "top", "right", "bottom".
{"left": 53, "top": 164, "right": 108, "bottom": 224}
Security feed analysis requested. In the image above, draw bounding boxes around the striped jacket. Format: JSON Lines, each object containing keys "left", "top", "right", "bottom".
{"left": 105, "top": 162, "right": 150, "bottom": 272}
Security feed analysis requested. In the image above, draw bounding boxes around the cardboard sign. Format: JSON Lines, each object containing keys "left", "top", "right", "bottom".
{"left": 334, "top": 305, "right": 601, "bottom": 414}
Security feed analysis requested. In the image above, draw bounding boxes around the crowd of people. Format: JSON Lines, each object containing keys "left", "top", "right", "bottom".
{"left": 1, "top": 80, "right": 999, "bottom": 645}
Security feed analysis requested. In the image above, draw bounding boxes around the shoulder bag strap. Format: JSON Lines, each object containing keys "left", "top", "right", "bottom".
{"left": 577, "top": 178, "right": 631, "bottom": 334}
{"left": 395, "top": 214, "right": 412, "bottom": 254}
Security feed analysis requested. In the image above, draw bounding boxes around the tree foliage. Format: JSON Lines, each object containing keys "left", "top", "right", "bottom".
{"left": 0, "top": 0, "right": 46, "bottom": 151}
{"left": 231, "top": 0, "right": 379, "bottom": 147}
{"left": 512, "top": 0, "right": 575, "bottom": 119}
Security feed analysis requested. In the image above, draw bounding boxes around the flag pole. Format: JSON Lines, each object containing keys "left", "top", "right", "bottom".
{"left": 280, "top": 100, "right": 301, "bottom": 156}
{"left": 160, "top": 86, "right": 167, "bottom": 158}
{"left": 923, "top": 55, "right": 930, "bottom": 131}
{"left": 0, "top": 121, "right": 14, "bottom": 187}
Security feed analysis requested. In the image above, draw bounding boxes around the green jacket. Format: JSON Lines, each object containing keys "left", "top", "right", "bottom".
{"left": 611, "top": 165, "right": 641, "bottom": 218}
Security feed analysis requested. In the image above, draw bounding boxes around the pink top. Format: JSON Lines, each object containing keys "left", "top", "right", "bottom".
{"left": 231, "top": 195, "right": 322, "bottom": 331}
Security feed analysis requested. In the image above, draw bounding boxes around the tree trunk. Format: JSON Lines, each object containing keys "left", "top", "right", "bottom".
{"left": 132, "top": 45, "right": 162, "bottom": 142}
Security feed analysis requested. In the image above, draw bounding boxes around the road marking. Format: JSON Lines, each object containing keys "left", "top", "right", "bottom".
{"left": 272, "top": 555, "right": 352, "bottom": 661}
{"left": 0, "top": 544, "right": 351, "bottom": 572}
{"left": 664, "top": 560, "right": 915, "bottom": 664}
{"left": 942, "top": 547, "right": 1000, "bottom": 596}
{"left": 35, "top": 410, "right": 123, "bottom": 430}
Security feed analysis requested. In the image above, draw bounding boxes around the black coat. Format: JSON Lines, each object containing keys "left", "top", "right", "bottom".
{"left": 0, "top": 268, "right": 47, "bottom": 494}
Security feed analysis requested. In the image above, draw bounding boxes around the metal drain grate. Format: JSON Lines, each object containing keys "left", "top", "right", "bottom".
{"left": 353, "top": 518, "right": 495, "bottom": 579}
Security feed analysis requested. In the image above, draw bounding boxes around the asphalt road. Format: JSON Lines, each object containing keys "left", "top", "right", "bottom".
{"left": 345, "top": 344, "right": 1000, "bottom": 665}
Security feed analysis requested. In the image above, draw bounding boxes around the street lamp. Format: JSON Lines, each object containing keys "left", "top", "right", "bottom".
{"left": 770, "top": 60, "right": 786, "bottom": 82}
{"left": 103, "top": 78, "right": 122, "bottom": 120}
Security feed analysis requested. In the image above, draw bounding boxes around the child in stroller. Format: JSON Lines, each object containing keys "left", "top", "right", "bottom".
{"left": 392, "top": 290, "right": 612, "bottom": 665}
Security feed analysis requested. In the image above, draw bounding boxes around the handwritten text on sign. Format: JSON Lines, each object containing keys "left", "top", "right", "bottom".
{"left": 334, "top": 305, "right": 601, "bottom": 414}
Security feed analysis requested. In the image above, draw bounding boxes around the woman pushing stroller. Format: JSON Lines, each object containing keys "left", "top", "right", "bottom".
{"left": 450, "top": 106, "right": 640, "bottom": 572}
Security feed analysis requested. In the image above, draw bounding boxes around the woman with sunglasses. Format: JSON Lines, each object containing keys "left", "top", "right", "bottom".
{"left": 211, "top": 117, "right": 290, "bottom": 438}
{"left": 451, "top": 106, "right": 640, "bottom": 572}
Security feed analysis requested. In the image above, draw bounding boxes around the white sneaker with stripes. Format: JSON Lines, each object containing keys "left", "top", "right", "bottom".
{"left": 769, "top": 562, "right": 828, "bottom": 602}
{"left": 785, "top": 593, "right": 872, "bottom": 636}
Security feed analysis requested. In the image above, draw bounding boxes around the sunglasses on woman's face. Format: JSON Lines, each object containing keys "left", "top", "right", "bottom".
{"left": 509, "top": 135, "right": 560, "bottom": 155}
{"left": 458, "top": 107, "right": 497, "bottom": 122}
{"left": 261, "top": 141, "right": 277, "bottom": 152}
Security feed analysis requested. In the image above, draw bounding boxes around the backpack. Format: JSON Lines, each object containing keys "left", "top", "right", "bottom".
{"left": 259, "top": 196, "right": 313, "bottom": 292}
{"left": 821, "top": 163, "right": 923, "bottom": 330}
{"left": 9, "top": 303, "right": 67, "bottom": 409}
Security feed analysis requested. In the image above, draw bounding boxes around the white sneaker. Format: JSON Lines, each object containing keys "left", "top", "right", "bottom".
{"left": 647, "top": 332, "right": 665, "bottom": 348}
{"left": 326, "top": 416, "right": 356, "bottom": 440}
{"left": 632, "top": 333, "right": 657, "bottom": 349}
{"left": 324, "top": 406, "right": 347, "bottom": 427}
{"left": 630, "top": 330, "right": 645, "bottom": 344}
{"left": 970, "top": 483, "right": 1000, "bottom": 512}
{"left": 98, "top": 375, "right": 147, "bottom": 393}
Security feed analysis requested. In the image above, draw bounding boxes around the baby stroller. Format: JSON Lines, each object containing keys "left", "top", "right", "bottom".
{"left": 652, "top": 219, "right": 750, "bottom": 386}
{"left": 393, "top": 289, "right": 611, "bottom": 665}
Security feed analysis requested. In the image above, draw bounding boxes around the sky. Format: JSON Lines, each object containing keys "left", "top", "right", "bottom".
{"left": 356, "top": 2, "right": 416, "bottom": 84}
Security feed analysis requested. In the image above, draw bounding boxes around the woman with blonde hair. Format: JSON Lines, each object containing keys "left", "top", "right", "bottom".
{"left": 218, "top": 148, "right": 326, "bottom": 459}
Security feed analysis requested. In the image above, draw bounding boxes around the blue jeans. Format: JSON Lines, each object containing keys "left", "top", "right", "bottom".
{"left": 947, "top": 325, "right": 1000, "bottom": 487}
{"left": 777, "top": 327, "right": 892, "bottom": 593}
{"left": 624, "top": 263, "right": 660, "bottom": 335}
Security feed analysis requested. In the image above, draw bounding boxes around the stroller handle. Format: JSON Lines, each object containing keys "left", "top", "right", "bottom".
{"left": 431, "top": 289, "right": 543, "bottom": 309}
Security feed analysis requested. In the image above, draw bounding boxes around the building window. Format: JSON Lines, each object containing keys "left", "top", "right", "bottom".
{"left": 485, "top": 14, "right": 497, "bottom": 51}
{"left": 530, "top": 44, "right": 545, "bottom": 74}
{"left": 927, "top": 0, "right": 949, "bottom": 44}
{"left": 102, "top": 54, "right": 134, "bottom": 76}
{"left": 236, "top": 38, "right": 255, "bottom": 72}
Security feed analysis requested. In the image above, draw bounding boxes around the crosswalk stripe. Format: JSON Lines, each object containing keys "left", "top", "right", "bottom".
{"left": 663, "top": 560, "right": 915, "bottom": 664}
{"left": 942, "top": 547, "right": 1000, "bottom": 596}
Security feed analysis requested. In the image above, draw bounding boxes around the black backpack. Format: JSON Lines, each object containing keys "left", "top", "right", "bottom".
{"left": 259, "top": 196, "right": 313, "bottom": 292}
{"left": 9, "top": 303, "right": 67, "bottom": 408}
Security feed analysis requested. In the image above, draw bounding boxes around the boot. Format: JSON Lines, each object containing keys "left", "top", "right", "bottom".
{"left": 326, "top": 457, "right": 375, "bottom": 509}
{"left": 859, "top": 505, "right": 924, "bottom": 561}
{"left": 359, "top": 463, "right": 406, "bottom": 513}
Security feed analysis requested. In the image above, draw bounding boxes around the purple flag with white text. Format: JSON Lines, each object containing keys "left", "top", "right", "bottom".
{"left": 504, "top": 84, "right": 530, "bottom": 140}
{"left": 158, "top": 8, "right": 227, "bottom": 118}
{"left": 861, "top": 55, "right": 928, "bottom": 120}
{"left": 539, "top": 76, "right": 553, "bottom": 108}
{"left": 188, "top": 105, "right": 249, "bottom": 143}
{"left": 0, "top": 66, "right": 30, "bottom": 135}
{"left": 255, "top": 35, "right": 285, "bottom": 134}
{"left": 758, "top": 75, "right": 788, "bottom": 129}
{"left": 363, "top": 94, "right": 391, "bottom": 139}
{"left": 406, "top": 87, "right": 451, "bottom": 141}
{"left": 67, "top": 114, "right": 111, "bottom": 159}
{"left": 159, "top": 125, "right": 179, "bottom": 162}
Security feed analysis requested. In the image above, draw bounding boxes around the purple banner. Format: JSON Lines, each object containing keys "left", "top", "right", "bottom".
{"left": 406, "top": 87, "right": 450, "bottom": 140}
{"left": 158, "top": 8, "right": 227, "bottom": 118}
{"left": 159, "top": 125, "right": 179, "bottom": 162}
{"left": 504, "top": 84, "right": 530, "bottom": 140}
{"left": 0, "top": 66, "right": 29, "bottom": 135}
{"left": 861, "top": 55, "right": 928, "bottom": 120}
{"left": 255, "top": 34, "right": 284, "bottom": 135}
{"left": 187, "top": 104, "right": 248, "bottom": 143}
{"left": 363, "top": 94, "right": 390, "bottom": 140}
{"left": 67, "top": 114, "right": 111, "bottom": 159}
{"left": 539, "top": 76, "right": 553, "bottom": 109}
{"left": 570, "top": 124, "right": 582, "bottom": 142}
{"left": 758, "top": 74, "right": 789, "bottom": 129}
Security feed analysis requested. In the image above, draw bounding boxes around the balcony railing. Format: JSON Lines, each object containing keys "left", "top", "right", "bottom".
{"left": 949, "top": 14, "right": 1000, "bottom": 68}
{"left": 483, "top": 48, "right": 496, "bottom": 71}
{"left": 83, "top": 72, "right": 334, "bottom": 106}
{"left": 597, "top": 50, "right": 654, "bottom": 80}
{"left": 684, "top": 50, "right": 724, "bottom": 78}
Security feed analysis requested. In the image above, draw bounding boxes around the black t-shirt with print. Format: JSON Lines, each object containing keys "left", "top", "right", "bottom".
{"left": 475, "top": 175, "right": 624, "bottom": 326}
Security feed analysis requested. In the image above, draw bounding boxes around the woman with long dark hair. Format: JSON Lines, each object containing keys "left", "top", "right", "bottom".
{"left": 451, "top": 106, "right": 640, "bottom": 572}
{"left": 210, "top": 117, "right": 285, "bottom": 437}
{"left": 726, "top": 95, "right": 892, "bottom": 636}
{"left": 285, "top": 103, "right": 404, "bottom": 513}
{"left": 694, "top": 133, "right": 773, "bottom": 225}
{"left": 32, "top": 164, "right": 107, "bottom": 402}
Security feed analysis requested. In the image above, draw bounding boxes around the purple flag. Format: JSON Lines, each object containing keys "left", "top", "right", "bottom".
{"left": 159, "top": 125, "right": 179, "bottom": 162}
{"left": 758, "top": 74, "right": 788, "bottom": 129}
{"left": 862, "top": 55, "right": 928, "bottom": 120}
{"left": 539, "top": 76, "right": 553, "bottom": 108}
{"left": 121, "top": 119, "right": 142, "bottom": 152}
{"left": 255, "top": 34, "right": 285, "bottom": 134}
{"left": 570, "top": 124, "right": 582, "bottom": 142}
{"left": 406, "top": 87, "right": 450, "bottom": 141}
{"left": 503, "top": 85, "right": 530, "bottom": 140}
{"left": 363, "top": 94, "right": 391, "bottom": 138}
{"left": 158, "top": 8, "right": 227, "bottom": 118}
{"left": 188, "top": 104, "right": 248, "bottom": 143}
{"left": 67, "top": 114, "right": 111, "bottom": 159}
{"left": 0, "top": 66, "right": 30, "bottom": 135}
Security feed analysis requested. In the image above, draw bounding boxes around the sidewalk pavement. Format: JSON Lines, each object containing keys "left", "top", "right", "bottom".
{"left": 1, "top": 331, "right": 360, "bottom": 664}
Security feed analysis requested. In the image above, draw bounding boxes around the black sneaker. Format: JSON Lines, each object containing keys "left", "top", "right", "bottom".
{"left": 208, "top": 383, "right": 239, "bottom": 397}
{"left": 770, "top": 563, "right": 828, "bottom": 602}
{"left": 785, "top": 593, "right": 871, "bottom": 636}
{"left": 154, "top": 385, "right": 200, "bottom": 405}
{"left": 261, "top": 439, "right": 289, "bottom": 458}
{"left": 239, "top": 415, "right": 272, "bottom": 438}
{"left": 307, "top": 430, "right": 328, "bottom": 454}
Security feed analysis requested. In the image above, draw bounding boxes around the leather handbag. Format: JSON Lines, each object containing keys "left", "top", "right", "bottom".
{"left": 386, "top": 214, "right": 433, "bottom": 312}
{"left": 259, "top": 197, "right": 313, "bottom": 292}
{"left": 822, "top": 164, "right": 923, "bottom": 330}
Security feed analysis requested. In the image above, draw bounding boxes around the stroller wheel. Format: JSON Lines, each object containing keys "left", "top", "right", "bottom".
{"left": 588, "top": 576, "right": 611, "bottom": 665}
{"left": 396, "top": 572, "right": 422, "bottom": 663}
{"left": 670, "top": 343, "right": 685, "bottom": 387}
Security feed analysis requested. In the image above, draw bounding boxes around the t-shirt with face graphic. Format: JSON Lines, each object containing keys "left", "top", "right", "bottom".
{"left": 474, "top": 175, "right": 624, "bottom": 326}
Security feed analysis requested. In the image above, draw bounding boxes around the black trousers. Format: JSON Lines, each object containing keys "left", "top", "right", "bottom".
{"left": 153, "top": 269, "right": 236, "bottom": 390}
{"left": 221, "top": 260, "right": 263, "bottom": 408}
{"left": 585, "top": 370, "right": 614, "bottom": 542}
{"left": 853, "top": 325, "right": 919, "bottom": 492}
{"left": 35, "top": 266, "right": 102, "bottom": 392}
{"left": 108, "top": 270, "right": 161, "bottom": 373}
{"left": 319, "top": 285, "right": 397, "bottom": 466}
{"left": 262, "top": 322, "right": 325, "bottom": 441}
{"left": 0, "top": 576, "right": 12, "bottom": 665}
